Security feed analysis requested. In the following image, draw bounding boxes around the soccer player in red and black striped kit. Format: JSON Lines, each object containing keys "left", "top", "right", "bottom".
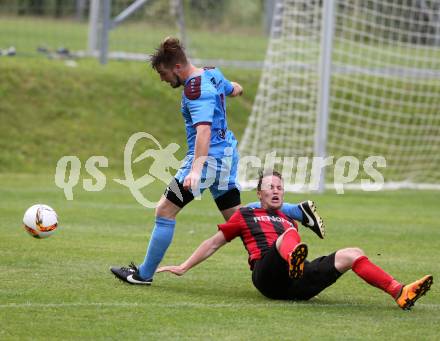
{"left": 158, "top": 171, "right": 433, "bottom": 310}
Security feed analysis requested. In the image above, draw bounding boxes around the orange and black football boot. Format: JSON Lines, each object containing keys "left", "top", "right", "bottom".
{"left": 288, "top": 243, "right": 308, "bottom": 279}
{"left": 395, "top": 275, "right": 433, "bottom": 310}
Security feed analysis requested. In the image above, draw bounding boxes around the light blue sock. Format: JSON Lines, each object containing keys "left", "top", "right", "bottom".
{"left": 138, "top": 216, "right": 176, "bottom": 280}
{"left": 282, "top": 203, "right": 303, "bottom": 222}
{"left": 246, "top": 202, "right": 303, "bottom": 222}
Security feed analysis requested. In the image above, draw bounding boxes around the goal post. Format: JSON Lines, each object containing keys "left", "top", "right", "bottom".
{"left": 315, "top": 0, "right": 336, "bottom": 192}
{"left": 238, "top": 0, "right": 440, "bottom": 192}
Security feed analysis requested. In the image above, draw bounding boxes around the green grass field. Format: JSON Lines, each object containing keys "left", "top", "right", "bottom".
{"left": 0, "top": 58, "right": 259, "bottom": 173}
{"left": 0, "top": 174, "right": 439, "bottom": 339}
{"left": 0, "top": 16, "right": 268, "bottom": 61}
{"left": 2, "top": 16, "right": 440, "bottom": 69}
{"left": 1, "top": 27, "right": 439, "bottom": 339}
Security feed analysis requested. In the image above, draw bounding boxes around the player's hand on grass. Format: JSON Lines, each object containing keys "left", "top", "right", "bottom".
{"left": 156, "top": 265, "right": 186, "bottom": 276}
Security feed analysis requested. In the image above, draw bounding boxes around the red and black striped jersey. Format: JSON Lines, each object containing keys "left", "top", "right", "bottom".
{"left": 218, "top": 207, "right": 298, "bottom": 268}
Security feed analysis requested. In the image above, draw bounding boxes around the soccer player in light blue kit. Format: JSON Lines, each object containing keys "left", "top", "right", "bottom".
{"left": 110, "top": 37, "right": 324, "bottom": 285}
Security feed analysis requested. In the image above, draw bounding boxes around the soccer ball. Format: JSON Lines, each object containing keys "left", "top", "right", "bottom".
{"left": 23, "top": 204, "right": 58, "bottom": 239}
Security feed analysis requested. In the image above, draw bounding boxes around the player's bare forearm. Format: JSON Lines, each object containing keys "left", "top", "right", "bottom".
{"left": 180, "top": 232, "right": 227, "bottom": 272}
{"left": 156, "top": 231, "right": 227, "bottom": 276}
{"left": 229, "top": 82, "right": 243, "bottom": 97}
{"left": 192, "top": 124, "right": 211, "bottom": 173}
{"left": 183, "top": 124, "right": 211, "bottom": 190}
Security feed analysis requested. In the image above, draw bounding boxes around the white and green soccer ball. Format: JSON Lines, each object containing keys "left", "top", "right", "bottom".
{"left": 23, "top": 204, "right": 58, "bottom": 239}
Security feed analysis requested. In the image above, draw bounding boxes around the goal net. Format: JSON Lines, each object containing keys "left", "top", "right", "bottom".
{"left": 239, "top": 0, "right": 440, "bottom": 191}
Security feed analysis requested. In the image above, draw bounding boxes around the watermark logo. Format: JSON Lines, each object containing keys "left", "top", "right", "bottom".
{"left": 54, "top": 132, "right": 182, "bottom": 208}
{"left": 238, "top": 153, "right": 386, "bottom": 194}
{"left": 54, "top": 132, "right": 387, "bottom": 208}
{"left": 54, "top": 155, "right": 108, "bottom": 200}
{"left": 113, "top": 132, "right": 182, "bottom": 208}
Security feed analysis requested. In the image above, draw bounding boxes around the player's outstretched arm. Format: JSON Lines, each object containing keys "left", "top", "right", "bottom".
{"left": 157, "top": 231, "right": 227, "bottom": 276}
{"left": 229, "top": 81, "right": 243, "bottom": 97}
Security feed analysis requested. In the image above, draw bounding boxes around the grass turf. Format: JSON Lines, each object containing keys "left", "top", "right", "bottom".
{"left": 1, "top": 31, "right": 439, "bottom": 339}
{"left": 0, "top": 58, "right": 259, "bottom": 173}
{"left": 0, "top": 173, "right": 439, "bottom": 339}
{"left": 0, "top": 16, "right": 268, "bottom": 61}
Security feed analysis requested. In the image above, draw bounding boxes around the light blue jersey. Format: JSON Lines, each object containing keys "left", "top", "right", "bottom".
{"left": 180, "top": 67, "right": 237, "bottom": 158}
{"left": 175, "top": 67, "right": 240, "bottom": 198}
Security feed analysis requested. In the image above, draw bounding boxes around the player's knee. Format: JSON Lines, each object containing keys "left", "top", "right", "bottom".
{"left": 220, "top": 204, "right": 241, "bottom": 221}
{"left": 155, "top": 197, "right": 180, "bottom": 219}
{"left": 155, "top": 204, "right": 165, "bottom": 217}
{"left": 351, "top": 247, "right": 365, "bottom": 258}
{"left": 335, "top": 247, "right": 364, "bottom": 272}
{"left": 343, "top": 247, "right": 364, "bottom": 262}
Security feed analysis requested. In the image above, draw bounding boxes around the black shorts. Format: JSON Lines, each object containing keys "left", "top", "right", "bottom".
{"left": 164, "top": 178, "right": 194, "bottom": 208}
{"left": 252, "top": 244, "right": 342, "bottom": 300}
{"left": 164, "top": 178, "right": 241, "bottom": 210}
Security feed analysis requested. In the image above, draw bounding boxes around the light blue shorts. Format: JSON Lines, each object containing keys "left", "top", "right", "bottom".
{"left": 175, "top": 147, "right": 240, "bottom": 199}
